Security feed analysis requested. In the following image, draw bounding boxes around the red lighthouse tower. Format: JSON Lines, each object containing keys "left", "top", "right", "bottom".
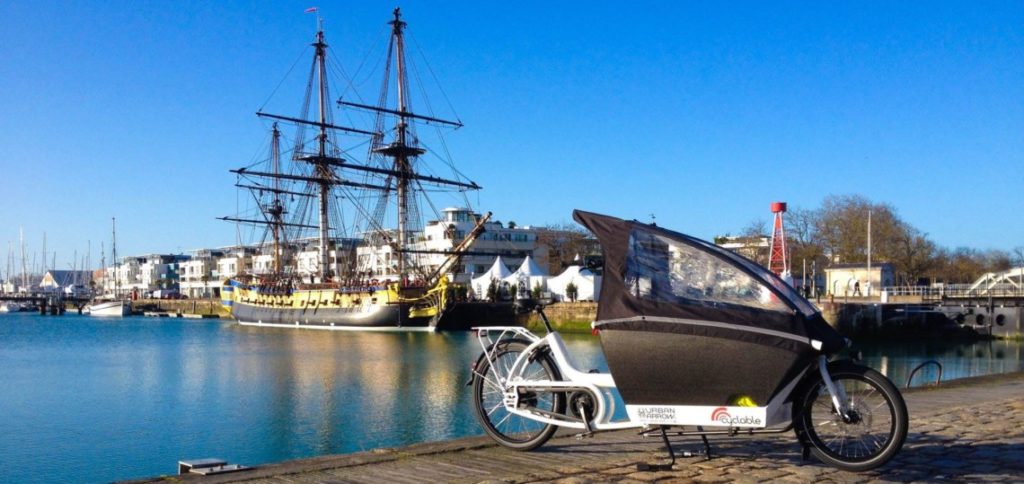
{"left": 768, "top": 202, "right": 789, "bottom": 277}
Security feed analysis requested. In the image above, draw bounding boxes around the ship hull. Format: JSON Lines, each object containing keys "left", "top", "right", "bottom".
{"left": 88, "top": 300, "right": 131, "bottom": 317}
{"left": 223, "top": 279, "right": 438, "bottom": 331}
{"left": 230, "top": 299, "right": 433, "bottom": 331}
{"left": 222, "top": 277, "right": 519, "bottom": 331}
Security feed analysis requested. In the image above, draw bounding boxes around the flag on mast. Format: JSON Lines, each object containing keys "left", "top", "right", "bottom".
{"left": 304, "top": 7, "right": 318, "bottom": 13}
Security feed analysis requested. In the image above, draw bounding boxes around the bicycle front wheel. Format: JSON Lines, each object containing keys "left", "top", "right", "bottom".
{"left": 794, "top": 361, "right": 908, "bottom": 471}
{"left": 472, "top": 340, "right": 565, "bottom": 451}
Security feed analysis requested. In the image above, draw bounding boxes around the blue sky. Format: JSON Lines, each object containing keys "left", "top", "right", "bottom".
{"left": 1, "top": 1, "right": 1022, "bottom": 271}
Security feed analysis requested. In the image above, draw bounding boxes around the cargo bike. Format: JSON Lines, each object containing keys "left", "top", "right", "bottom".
{"left": 469, "top": 210, "right": 907, "bottom": 471}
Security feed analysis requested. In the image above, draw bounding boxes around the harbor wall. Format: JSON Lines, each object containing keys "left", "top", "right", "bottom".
{"left": 131, "top": 298, "right": 229, "bottom": 317}
{"left": 820, "top": 301, "right": 1023, "bottom": 339}
{"left": 522, "top": 301, "right": 597, "bottom": 333}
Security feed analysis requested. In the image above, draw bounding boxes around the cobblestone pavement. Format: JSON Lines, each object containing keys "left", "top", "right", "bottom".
{"left": 138, "top": 372, "right": 1024, "bottom": 483}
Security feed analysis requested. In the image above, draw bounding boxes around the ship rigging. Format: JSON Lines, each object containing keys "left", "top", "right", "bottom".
{"left": 219, "top": 9, "right": 490, "bottom": 330}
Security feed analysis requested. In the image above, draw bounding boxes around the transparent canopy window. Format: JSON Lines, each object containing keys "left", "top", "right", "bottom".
{"left": 624, "top": 229, "right": 791, "bottom": 313}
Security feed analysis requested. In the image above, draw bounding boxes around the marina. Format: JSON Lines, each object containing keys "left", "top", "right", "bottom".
{"left": 2, "top": 312, "right": 1023, "bottom": 482}
{"left": 1, "top": 3, "right": 1021, "bottom": 484}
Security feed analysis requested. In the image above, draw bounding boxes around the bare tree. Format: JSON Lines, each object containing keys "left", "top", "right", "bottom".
{"left": 741, "top": 219, "right": 768, "bottom": 237}
{"left": 735, "top": 219, "right": 769, "bottom": 265}
{"left": 535, "top": 223, "right": 596, "bottom": 274}
{"left": 893, "top": 226, "right": 935, "bottom": 285}
{"left": 787, "top": 207, "right": 827, "bottom": 274}
{"left": 726, "top": 194, "right": 1011, "bottom": 284}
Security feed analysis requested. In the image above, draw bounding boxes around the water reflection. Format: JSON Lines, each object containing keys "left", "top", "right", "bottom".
{"left": 1, "top": 313, "right": 1021, "bottom": 483}
{"left": 858, "top": 339, "right": 1024, "bottom": 388}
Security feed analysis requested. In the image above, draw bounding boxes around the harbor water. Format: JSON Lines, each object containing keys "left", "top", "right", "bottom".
{"left": 1, "top": 313, "right": 1022, "bottom": 483}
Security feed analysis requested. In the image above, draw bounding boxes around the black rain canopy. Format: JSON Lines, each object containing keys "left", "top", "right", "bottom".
{"left": 573, "top": 210, "right": 845, "bottom": 355}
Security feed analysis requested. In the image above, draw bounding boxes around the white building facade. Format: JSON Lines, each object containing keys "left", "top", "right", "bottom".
{"left": 178, "top": 249, "right": 225, "bottom": 298}
{"left": 355, "top": 208, "right": 548, "bottom": 284}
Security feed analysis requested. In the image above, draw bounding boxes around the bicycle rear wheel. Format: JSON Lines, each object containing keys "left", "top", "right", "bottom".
{"left": 472, "top": 340, "right": 565, "bottom": 450}
{"left": 794, "top": 361, "right": 908, "bottom": 471}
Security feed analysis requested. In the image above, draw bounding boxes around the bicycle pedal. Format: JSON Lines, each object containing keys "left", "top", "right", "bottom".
{"left": 574, "top": 432, "right": 595, "bottom": 440}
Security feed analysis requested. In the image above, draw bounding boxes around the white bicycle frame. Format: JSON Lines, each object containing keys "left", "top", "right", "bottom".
{"left": 475, "top": 326, "right": 851, "bottom": 432}
{"left": 476, "top": 326, "right": 638, "bottom": 431}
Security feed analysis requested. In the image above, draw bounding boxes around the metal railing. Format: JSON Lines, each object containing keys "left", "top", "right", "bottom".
{"left": 880, "top": 285, "right": 1024, "bottom": 299}
{"left": 905, "top": 360, "right": 943, "bottom": 388}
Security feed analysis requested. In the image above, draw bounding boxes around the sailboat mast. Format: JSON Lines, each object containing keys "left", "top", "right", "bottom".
{"left": 6, "top": 241, "right": 11, "bottom": 290}
{"left": 20, "top": 227, "right": 27, "bottom": 291}
{"left": 314, "top": 26, "right": 331, "bottom": 281}
{"left": 112, "top": 217, "right": 119, "bottom": 298}
{"left": 100, "top": 242, "right": 105, "bottom": 295}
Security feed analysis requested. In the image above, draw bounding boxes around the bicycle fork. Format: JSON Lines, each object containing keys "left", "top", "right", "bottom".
{"left": 818, "top": 356, "right": 852, "bottom": 420}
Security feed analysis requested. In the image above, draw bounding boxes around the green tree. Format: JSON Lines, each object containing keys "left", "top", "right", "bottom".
{"left": 486, "top": 278, "right": 498, "bottom": 302}
{"left": 531, "top": 282, "right": 543, "bottom": 299}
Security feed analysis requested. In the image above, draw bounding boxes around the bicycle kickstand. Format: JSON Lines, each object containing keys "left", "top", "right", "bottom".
{"left": 696, "top": 425, "right": 713, "bottom": 460}
{"left": 636, "top": 426, "right": 676, "bottom": 472}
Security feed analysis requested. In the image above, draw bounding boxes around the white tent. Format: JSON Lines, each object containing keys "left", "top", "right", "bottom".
{"left": 546, "top": 265, "right": 601, "bottom": 302}
{"left": 503, "top": 255, "right": 548, "bottom": 298}
{"left": 471, "top": 256, "right": 512, "bottom": 299}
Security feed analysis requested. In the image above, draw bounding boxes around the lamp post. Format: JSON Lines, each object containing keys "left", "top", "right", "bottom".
{"left": 866, "top": 209, "right": 872, "bottom": 298}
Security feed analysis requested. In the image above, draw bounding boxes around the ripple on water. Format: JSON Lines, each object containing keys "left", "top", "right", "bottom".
{"left": 0, "top": 312, "right": 1020, "bottom": 482}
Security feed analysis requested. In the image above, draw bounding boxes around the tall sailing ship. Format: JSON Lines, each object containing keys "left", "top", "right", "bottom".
{"left": 221, "top": 9, "right": 489, "bottom": 330}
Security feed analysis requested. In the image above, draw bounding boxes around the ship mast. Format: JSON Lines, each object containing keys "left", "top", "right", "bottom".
{"left": 313, "top": 25, "right": 332, "bottom": 281}
{"left": 367, "top": 8, "right": 424, "bottom": 283}
{"left": 336, "top": 8, "right": 480, "bottom": 285}
{"left": 380, "top": 7, "right": 422, "bottom": 282}
{"left": 229, "top": 23, "right": 379, "bottom": 282}
{"left": 394, "top": 10, "right": 410, "bottom": 280}
{"left": 269, "top": 123, "right": 284, "bottom": 274}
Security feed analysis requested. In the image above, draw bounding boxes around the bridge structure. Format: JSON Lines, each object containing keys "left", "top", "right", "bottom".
{"left": 875, "top": 267, "right": 1024, "bottom": 302}
{"left": 962, "top": 266, "right": 1024, "bottom": 297}
{"left": 820, "top": 268, "right": 1023, "bottom": 339}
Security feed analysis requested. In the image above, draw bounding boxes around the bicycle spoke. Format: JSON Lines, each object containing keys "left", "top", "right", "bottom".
{"left": 493, "top": 412, "right": 513, "bottom": 429}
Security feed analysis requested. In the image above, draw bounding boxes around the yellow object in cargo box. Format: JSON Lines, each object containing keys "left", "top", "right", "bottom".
{"left": 730, "top": 395, "right": 758, "bottom": 407}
